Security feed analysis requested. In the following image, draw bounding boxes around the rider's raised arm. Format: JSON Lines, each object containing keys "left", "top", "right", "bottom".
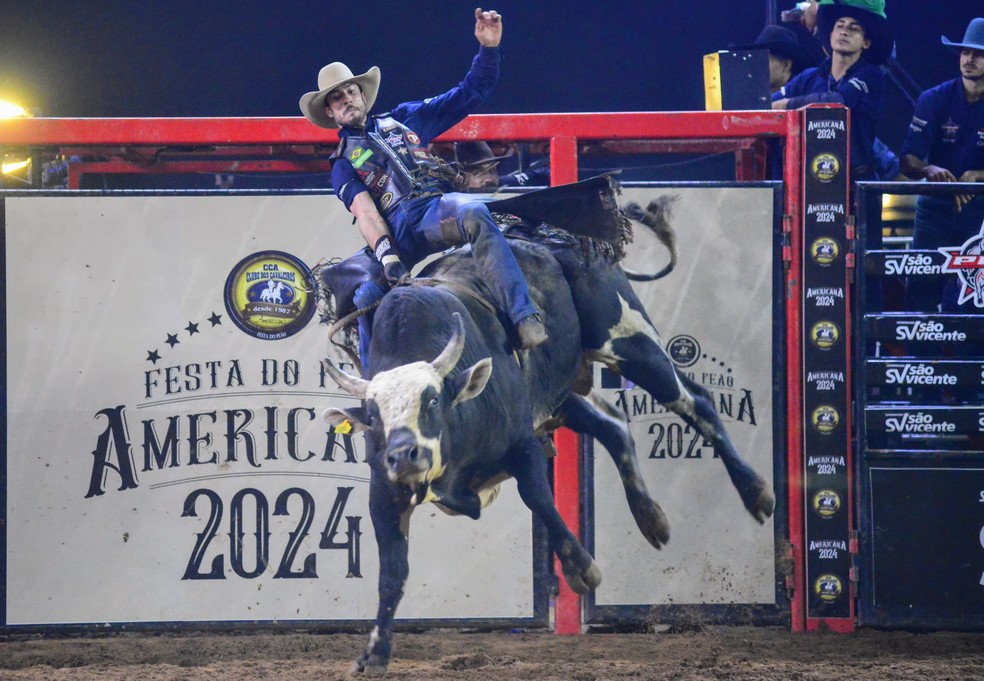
{"left": 474, "top": 8, "right": 503, "bottom": 47}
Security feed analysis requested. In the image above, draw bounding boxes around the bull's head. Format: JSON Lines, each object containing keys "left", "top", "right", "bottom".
{"left": 323, "top": 313, "right": 493, "bottom": 493}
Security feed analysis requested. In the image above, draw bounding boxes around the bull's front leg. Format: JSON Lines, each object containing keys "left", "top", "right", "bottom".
{"left": 506, "top": 435, "right": 602, "bottom": 594}
{"left": 352, "top": 474, "right": 413, "bottom": 676}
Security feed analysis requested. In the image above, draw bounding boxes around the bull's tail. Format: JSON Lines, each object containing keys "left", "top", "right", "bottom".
{"left": 621, "top": 195, "right": 679, "bottom": 282}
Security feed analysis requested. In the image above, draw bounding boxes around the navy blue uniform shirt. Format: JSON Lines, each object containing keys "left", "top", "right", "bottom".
{"left": 775, "top": 57, "right": 885, "bottom": 175}
{"left": 901, "top": 77, "right": 984, "bottom": 177}
{"left": 331, "top": 46, "right": 501, "bottom": 210}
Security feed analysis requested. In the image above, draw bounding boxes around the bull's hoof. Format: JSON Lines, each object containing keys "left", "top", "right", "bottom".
{"left": 746, "top": 481, "right": 776, "bottom": 525}
{"left": 630, "top": 496, "right": 670, "bottom": 549}
{"left": 563, "top": 559, "right": 602, "bottom": 594}
{"left": 351, "top": 654, "right": 388, "bottom": 676}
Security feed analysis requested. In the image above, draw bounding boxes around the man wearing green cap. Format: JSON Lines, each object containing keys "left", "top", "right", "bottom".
{"left": 902, "top": 17, "right": 984, "bottom": 312}
{"left": 772, "top": 0, "right": 893, "bottom": 183}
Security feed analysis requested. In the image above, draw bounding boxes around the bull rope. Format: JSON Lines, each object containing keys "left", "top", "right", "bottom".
{"left": 325, "top": 301, "right": 380, "bottom": 375}
{"left": 323, "top": 276, "right": 499, "bottom": 376}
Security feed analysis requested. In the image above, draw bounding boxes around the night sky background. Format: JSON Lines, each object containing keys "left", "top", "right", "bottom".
{"left": 0, "top": 1, "right": 976, "bottom": 158}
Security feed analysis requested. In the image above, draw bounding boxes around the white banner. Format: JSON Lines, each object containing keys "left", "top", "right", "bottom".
{"left": 3, "top": 193, "right": 534, "bottom": 626}
{"left": 591, "top": 186, "right": 778, "bottom": 607}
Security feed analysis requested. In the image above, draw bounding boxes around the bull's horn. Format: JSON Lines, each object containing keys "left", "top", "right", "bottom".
{"left": 323, "top": 357, "right": 369, "bottom": 399}
{"left": 430, "top": 312, "right": 465, "bottom": 378}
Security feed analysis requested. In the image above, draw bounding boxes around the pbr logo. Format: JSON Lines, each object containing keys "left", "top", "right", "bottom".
{"left": 224, "top": 251, "right": 316, "bottom": 340}
{"left": 938, "top": 226, "right": 984, "bottom": 308}
{"left": 811, "top": 405, "right": 840, "bottom": 434}
{"left": 812, "top": 489, "right": 842, "bottom": 518}
{"left": 814, "top": 573, "right": 843, "bottom": 601}
{"left": 810, "top": 320, "right": 840, "bottom": 350}
{"left": 810, "top": 237, "right": 840, "bottom": 266}
{"left": 667, "top": 335, "right": 701, "bottom": 367}
{"left": 384, "top": 131, "right": 405, "bottom": 147}
{"left": 810, "top": 153, "right": 841, "bottom": 182}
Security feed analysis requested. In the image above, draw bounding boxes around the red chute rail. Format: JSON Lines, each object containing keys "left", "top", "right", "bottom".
{"left": 0, "top": 110, "right": 809, "bottom": 634}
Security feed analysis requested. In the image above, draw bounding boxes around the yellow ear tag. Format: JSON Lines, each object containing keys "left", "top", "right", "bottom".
{"left": 335, "top": 420, "right": 353, "bottom": 435}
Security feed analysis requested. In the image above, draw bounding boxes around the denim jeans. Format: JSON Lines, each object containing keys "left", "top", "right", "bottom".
{"left": 391, "top": 192, "right": 538, "bottom": 325}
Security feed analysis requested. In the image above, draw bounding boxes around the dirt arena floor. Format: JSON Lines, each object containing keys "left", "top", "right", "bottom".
{"left": 2, "top": 624, "right": 983, "bottom": 680}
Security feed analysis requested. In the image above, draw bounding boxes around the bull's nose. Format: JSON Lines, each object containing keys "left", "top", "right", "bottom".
{"left": 386, "top": 446, "right": 419, "bottom": 470}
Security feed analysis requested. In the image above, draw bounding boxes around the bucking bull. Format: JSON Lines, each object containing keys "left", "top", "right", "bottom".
{"left": 318, "top": 178, "right": 775, "bottom": 675}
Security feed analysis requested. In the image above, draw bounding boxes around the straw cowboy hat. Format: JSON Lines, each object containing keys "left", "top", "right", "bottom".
{"left": 941, "top": 17, "right": 984, "bottom": 53}
{"left": 299, "top": 62, "right": 381, "bottom": 129}
{"left": 730, "top": 25, "right": 818, "bottom": 75}
{"left": 816, "top": 0, "right": 894, "bottom": 65}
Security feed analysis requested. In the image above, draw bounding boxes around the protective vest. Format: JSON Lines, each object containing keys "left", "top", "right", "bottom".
{"left": 332, "top": 116, "right": 451, "bottom": 218}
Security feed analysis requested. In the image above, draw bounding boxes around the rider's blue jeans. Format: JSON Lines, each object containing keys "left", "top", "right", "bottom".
{"left": 390, "top": 192, "right": 538, "bottom": 325}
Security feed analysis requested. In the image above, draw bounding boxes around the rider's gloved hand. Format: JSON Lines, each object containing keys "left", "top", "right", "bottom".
{"left": 374, "top": 235, "right": 410, "bottom": 287}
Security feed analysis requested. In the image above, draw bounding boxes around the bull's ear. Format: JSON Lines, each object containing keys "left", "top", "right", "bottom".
{"left": 323, "top": 406, "right": 370, "bottom": 433}
{"left": 450, "top": 357, "right": 493, "bottom": 407}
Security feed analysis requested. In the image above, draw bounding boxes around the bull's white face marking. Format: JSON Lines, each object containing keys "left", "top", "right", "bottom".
{"left": 366, "top": 362, "right": 445, "bottom": 485}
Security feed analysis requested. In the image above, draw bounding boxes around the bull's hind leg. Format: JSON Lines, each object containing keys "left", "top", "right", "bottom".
{"left": 672, "top": 371, "right": 775, "bottom": 523}
{"left": 554, "top": 390, "right": 670, "bottom": 548}
{"left": 352, "top": 473, "right": 413, "bottom": 676}
{"left": 598, "top": 330, "right": 775, "bottom": 524}
{"left": 506, "top": 435, "right": 601, "bottom": 594}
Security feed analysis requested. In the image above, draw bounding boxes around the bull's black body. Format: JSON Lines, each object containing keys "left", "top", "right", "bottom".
{"left": 324, "top": 233, "right": 774, "bottom": 676}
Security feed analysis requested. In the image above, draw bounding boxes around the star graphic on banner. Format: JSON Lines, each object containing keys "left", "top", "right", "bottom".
{"left": 165, "top": 333, "right": 180, "bottom": 348}
{"left": 208, "top": 312, "right": 223, "bottom": 326}
{"left": 186, "top": 321, "right": 200, "bottom": 336}
{"left": 146, "top": 349, "right": 161, "bottom": 364}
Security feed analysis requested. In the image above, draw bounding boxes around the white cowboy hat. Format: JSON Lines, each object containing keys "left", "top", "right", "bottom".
{"left": 299, "top": 62, "right": 380, "bottom": 129}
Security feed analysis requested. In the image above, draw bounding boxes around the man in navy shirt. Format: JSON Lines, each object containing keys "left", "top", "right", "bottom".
{"left": 901, "top": 17, "right": 984, "bottom": 311}
{"left": 300, "top": 8, "right": 547, "bottom": 354}
{"left": 435, "top": 141, "right": 551, "bottom": 190}
{"left": 433, "top": 141, "right": 516, "bottom": 191}
{"left": 772, "top": 0, "right": 892, "bottom": 183}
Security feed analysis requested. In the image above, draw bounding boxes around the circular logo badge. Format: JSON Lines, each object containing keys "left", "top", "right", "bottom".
{"left": 810, "top": 237, "right": 840, "bottom": 266}
{"left": 811, "top": 153, "right": 841, "bottom": 182}
{"left": 811, "top": 405, "right": 840, "bottom": 434}
{"left": 224, "top": 251, "right": 316, "bottom": 341}
{"left": 379, "top": 192, "right": 394, "bottom": 210}
{"left": 810, "top": 321, "right": 840, "bottom": 350}
{"left": 667, "top": 335, "right": 701, "bottom": 368}
{"left": 812, "top": 489, "right": 842, "bottom": 518}
{"left": 814, "top": 574, "right": 843, "bottom": 601}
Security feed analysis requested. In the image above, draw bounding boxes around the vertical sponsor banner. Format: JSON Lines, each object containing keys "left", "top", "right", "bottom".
{"left": 588, "top": 185, "right": 779, "bottom": 615}
{"left": 2, "top": 193, "right": 538, "bottom": 627}
{"left": 801, "top": 107, "right": 852, "bottom": 620}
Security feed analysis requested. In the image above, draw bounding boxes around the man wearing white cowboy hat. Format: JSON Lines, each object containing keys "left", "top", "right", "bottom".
{"left": 772, "top": 0, "right": 892, "bottom": 183}
{"left": 301, "top": 8, "right": 547, "bottom": 353}
{"left": 901, "top": 17, "right": 984, "bottom": 312}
